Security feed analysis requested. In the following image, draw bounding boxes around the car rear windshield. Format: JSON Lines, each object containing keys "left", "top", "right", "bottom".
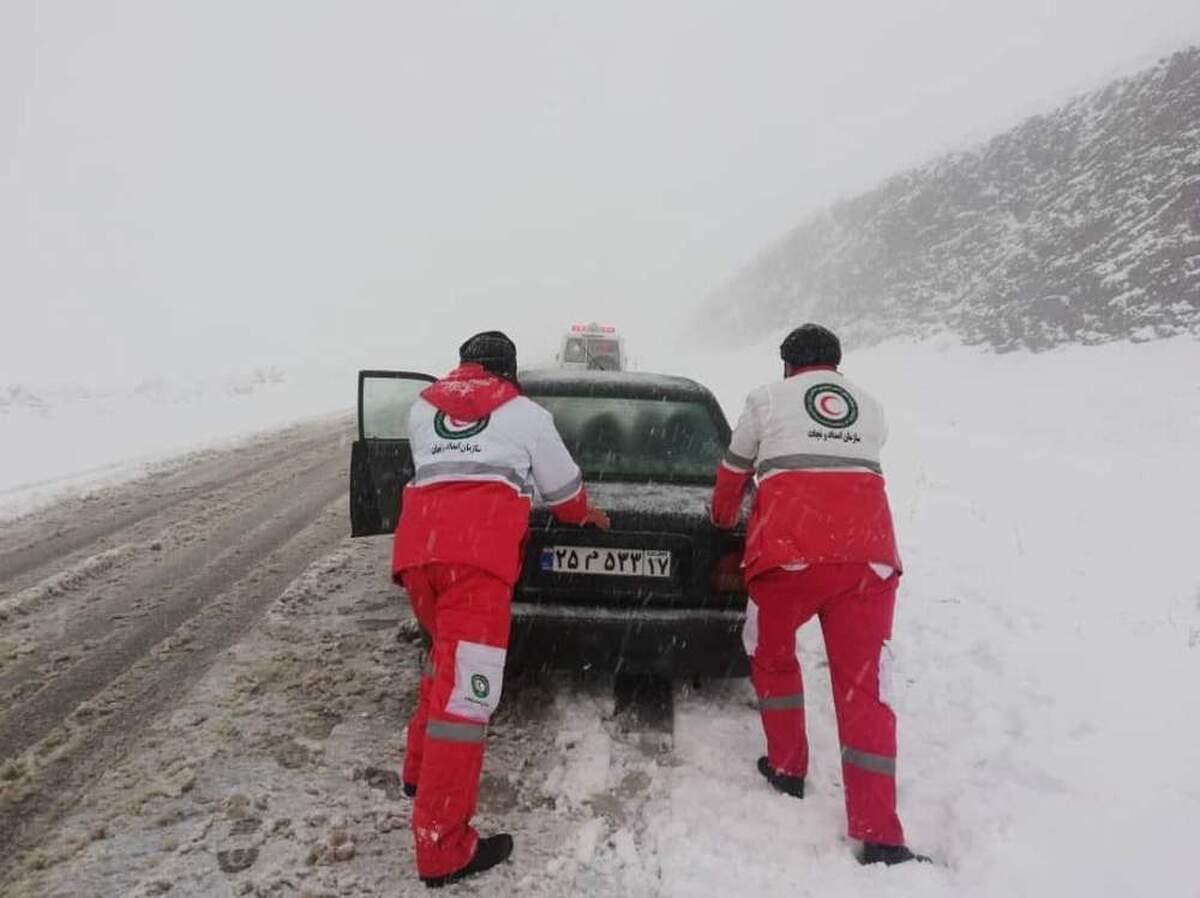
{"left": 531, "top": 395, "right": 723, "bottom": 482}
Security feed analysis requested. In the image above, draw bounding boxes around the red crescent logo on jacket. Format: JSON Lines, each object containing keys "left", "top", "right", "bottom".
{"left": 434, "top": 411, "right": 490, "bottom": 440}
{"left": 804, "top": 383, "right": 859, "bottom": 429}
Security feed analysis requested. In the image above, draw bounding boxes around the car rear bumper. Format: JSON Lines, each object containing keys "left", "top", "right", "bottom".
{"left": 507, "top": 602, "right": 749, "bottom": 678}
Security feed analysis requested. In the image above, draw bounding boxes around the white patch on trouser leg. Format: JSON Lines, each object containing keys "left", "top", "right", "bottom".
{"left": 878, "top": 640, "right": 895, "bottom": 708}
{"left": 445, "top": 641, "right": 507, "bottom": 722}
{"left": 742, "top": 599, "right": 759, "bottom": 657}
{"left": 868, "top": 562, "right": 894, "bottom": 580}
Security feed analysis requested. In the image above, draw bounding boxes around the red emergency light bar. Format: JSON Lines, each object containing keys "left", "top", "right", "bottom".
{"left": 570, "top": 323, "right": 617, "bottom": 334}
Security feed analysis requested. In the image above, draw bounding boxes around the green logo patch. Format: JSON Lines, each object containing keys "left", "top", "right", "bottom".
{"left": 470, "top": 674, "right": 490, "bottom": 700}
{"left": 434, "top": 411, "right": 490, "bottom": 440}
{"left": 804, "top": 383, "right": 859, "bottom": 429}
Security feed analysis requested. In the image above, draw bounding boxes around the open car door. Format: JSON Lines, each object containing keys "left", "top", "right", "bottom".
{"left": 349, "top": 370, "right": 436, "bottom": 537}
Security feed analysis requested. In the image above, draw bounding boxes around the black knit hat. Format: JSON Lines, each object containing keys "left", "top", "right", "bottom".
{"left": 780, "top": 323, "right": 841, "bottom": 368}
{"left": 460, "top": 330, "right": 518, "bottom": 381}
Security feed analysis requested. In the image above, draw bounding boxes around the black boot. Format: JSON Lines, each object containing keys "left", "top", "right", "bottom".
{"left": 421, "top": 833, "right": 514, "bottom": 889}
{"left": 757, "top": 756, "right": 804, "bottom": 798}
{"left": 858, "top": 842, "right": 932, "bottom": 866}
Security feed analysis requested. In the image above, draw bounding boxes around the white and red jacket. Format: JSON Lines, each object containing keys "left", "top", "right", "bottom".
{"left": 392, "top": 364, "right": 590, "bottom": 587}
{"left": 711, "top": 366, "right": 901, "bottom": 583}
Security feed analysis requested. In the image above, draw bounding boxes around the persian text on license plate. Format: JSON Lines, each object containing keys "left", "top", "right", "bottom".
{"left": 540, "top": 546, "right": 671, "bottom": 578}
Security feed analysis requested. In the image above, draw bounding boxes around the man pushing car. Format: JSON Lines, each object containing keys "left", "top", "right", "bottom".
{"left": 392, "top": 330, "right": 609, "bottom": 888}
{"left": 710, "top": 323, "right": 929, "bottom": 866}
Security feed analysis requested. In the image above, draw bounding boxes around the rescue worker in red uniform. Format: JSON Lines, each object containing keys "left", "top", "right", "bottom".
{"left": 392, "top": 331, "right": 610, "bottom": 887}
{"left": 710, "top": 324, "right": 928, "bottom": 866}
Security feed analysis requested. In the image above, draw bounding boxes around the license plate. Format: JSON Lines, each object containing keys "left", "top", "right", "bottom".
{"left": 540, "top": 546, "right": 671, "bottom": 578}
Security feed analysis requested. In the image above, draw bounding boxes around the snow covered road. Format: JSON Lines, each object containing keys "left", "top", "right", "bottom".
{"left": 0, "top": 416, "right": 352, "bottom": 886}
{"left": 1, "top": 336, "right": 1197, "bottom": 897}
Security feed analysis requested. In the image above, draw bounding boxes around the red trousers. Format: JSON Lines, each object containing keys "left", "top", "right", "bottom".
{"left": 400, "top": 563, "right": 512, "bottom": 878}
{"left": 746, "top": 564, "right": 905, "bottom": 846}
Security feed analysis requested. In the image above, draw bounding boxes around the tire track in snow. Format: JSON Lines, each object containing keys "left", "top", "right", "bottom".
{"left": 0, "top": 455, "right": 347, "bottom": 764}
{"left": 0, "top": 431, "right": 350, "bottom": 875}
{"left": 0, "top": 543, "right": 142, "bottom": 622}
{"left": 0, "top": 439, "right": 350, "bottom": 698}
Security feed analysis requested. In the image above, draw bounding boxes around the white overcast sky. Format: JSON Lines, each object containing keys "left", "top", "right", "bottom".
{"left": 3, "top": 1, "right": 1199, "bottom": 387}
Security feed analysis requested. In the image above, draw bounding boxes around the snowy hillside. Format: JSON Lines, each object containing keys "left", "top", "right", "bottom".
{"left": 703, "top": 47, "right": 1200, "bottom": 351}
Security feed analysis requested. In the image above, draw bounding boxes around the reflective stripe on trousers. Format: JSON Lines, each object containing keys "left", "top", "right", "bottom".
{"left": 757, "top": 692, "right": 804, "bottom": 711}
{"left": 426, "top": 719, "right": 486, "bottom": 744}
{"left": 841, "top": 745, "right": 896, "bottom": 776}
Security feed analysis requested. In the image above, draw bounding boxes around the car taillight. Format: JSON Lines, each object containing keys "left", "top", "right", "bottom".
{"left": 713, "top": 550, "right": 745, "bottom": 593}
